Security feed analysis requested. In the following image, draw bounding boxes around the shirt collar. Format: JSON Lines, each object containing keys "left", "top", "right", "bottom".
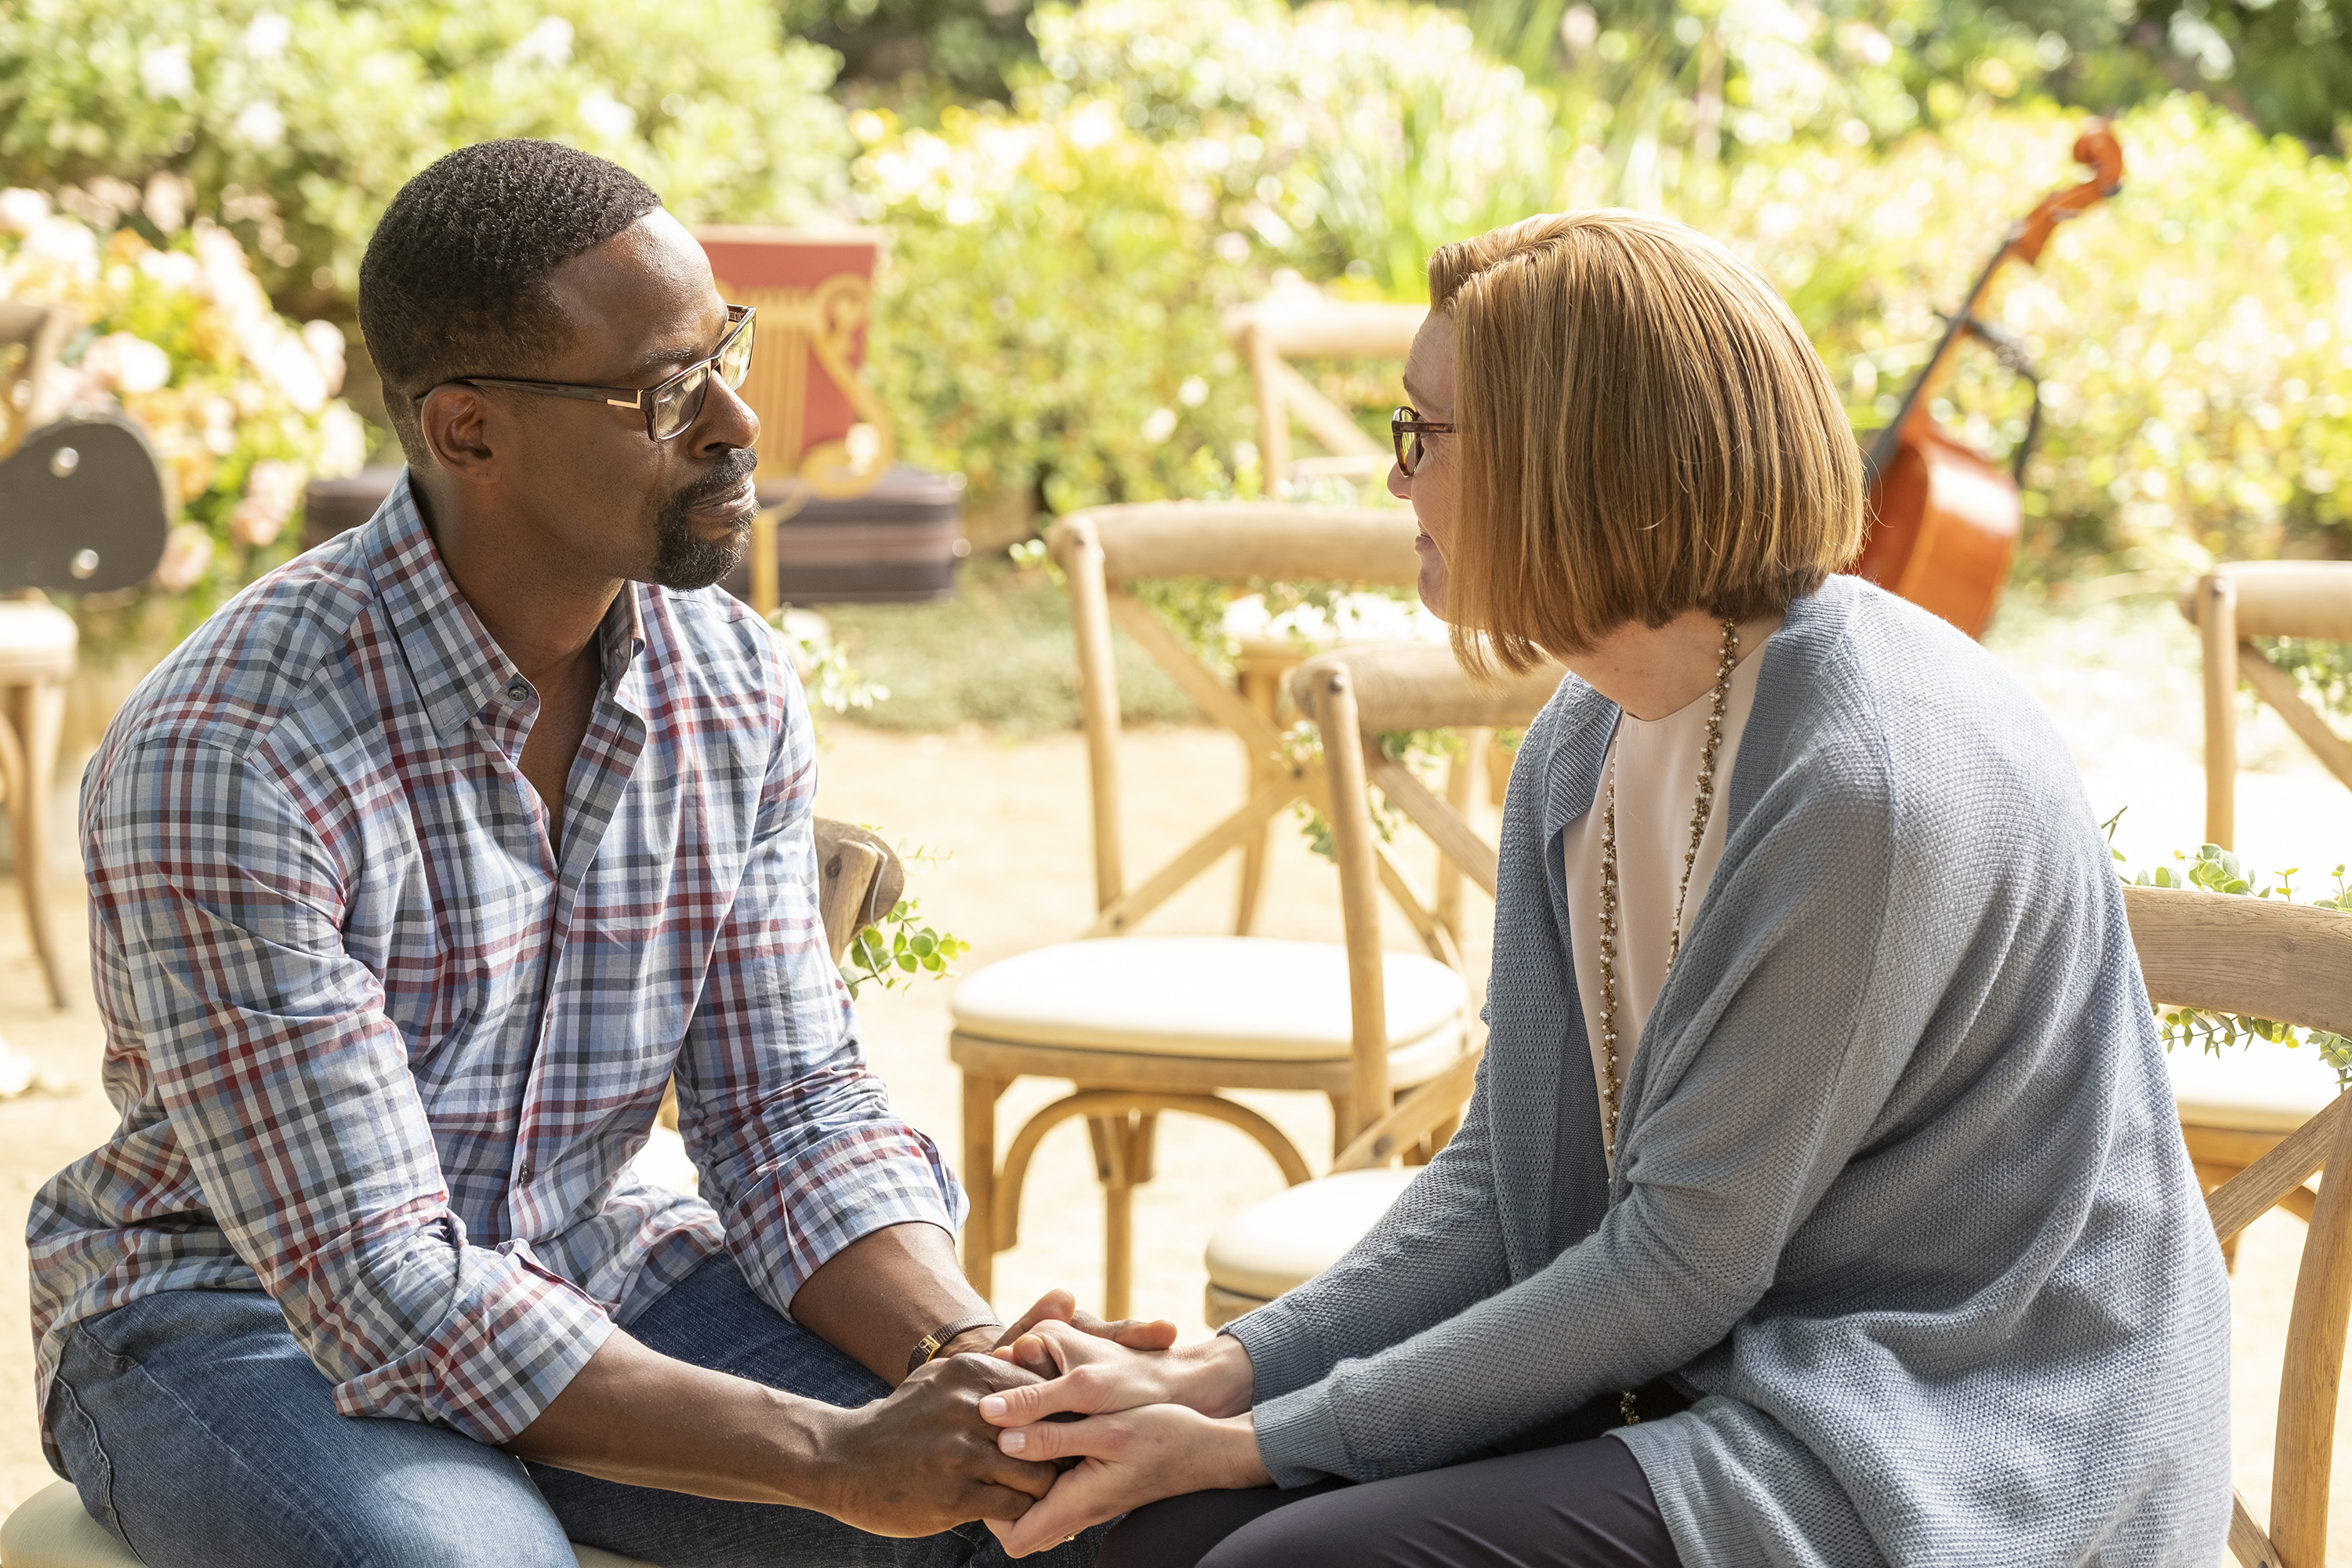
{"left": 362, "top": 468, "right": 650, "bottom": 738}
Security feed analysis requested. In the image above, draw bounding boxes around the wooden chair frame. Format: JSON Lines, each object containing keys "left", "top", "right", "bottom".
{"left": 2125, "top": 884, "right": 2352, "bottom": 1568}
{"left": 2180, "top": 562, "right": 2352, "bottom": 850}
{"left": 953, "top": 503, "right": 1504, "bottom": 1317}
{"left": 1224, "top": 296, "right": 1425, "bottom": 491}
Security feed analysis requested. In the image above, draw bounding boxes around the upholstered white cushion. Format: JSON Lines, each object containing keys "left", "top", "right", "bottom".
{"left": 628, "top": 1123, "right": 700, "bottom": 1196}
{"left": 0, "top": 600, "right": 75, "bottom": 683}
{"left": 2167, "top": 1039, "right": 2342, "bottom": 1134}
{"left": 0, "top": 1481, "right": 656, "bottom": 1568}
{"left": 951, "top": 937, "right": 1466, "bottom": 1061}
{"left": 1203, "top": 1166, "right": 1421, "bottom": 1303}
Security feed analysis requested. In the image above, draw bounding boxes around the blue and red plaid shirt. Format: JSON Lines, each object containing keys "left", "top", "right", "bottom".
{"left": 29, "top": 474, "right": 961, "bottom": 1461}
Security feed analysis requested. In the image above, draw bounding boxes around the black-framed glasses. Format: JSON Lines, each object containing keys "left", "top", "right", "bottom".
{"left": 1392, "top": 405, "right": 1453, "bottom": 477}
{"left": 435, "top": 304, "right": 757, "bottom": 443}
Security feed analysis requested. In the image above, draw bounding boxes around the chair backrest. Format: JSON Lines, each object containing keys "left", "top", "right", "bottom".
{"left": 2178, "top": 562, "right": 2352, "bottom": 848}
{"left": 1048, "top": 502, "right": 1420, "bottom": 924}
{"left": 0, "top": 414, "right": 172, "bottom": 594}
{"left": 1291, "top": 642, "right": 1566, "bottom": 1160}
{"left": 1224, "top": 296, "right": 1425, "bottom": 489}
{"left": 0, "top": 299, "right": 72, "bottom": 459}
{"left": 814, "top": 818, "right": 904, "bottom": 964}
{"left": 2124, "top": 884, "right": 2352, "bottom": 1568}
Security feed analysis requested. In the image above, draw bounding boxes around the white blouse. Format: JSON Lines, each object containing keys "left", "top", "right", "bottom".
{"left": 1561, "top": 641, "right": 1766, "bottom": 1167}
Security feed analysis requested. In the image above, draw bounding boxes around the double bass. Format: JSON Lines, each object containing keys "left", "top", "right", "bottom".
{"left": 1854, "top": 121, "right": 2125, "bottom": 637}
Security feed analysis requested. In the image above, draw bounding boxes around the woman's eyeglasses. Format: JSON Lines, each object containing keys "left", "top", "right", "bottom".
{"left": 431, "top": 304, "right": 757, "bottom": 443}
{"left": 1392, "top": 405, "right": 1454, "bottom": 477}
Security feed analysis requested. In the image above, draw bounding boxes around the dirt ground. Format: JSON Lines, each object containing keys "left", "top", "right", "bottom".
{"left": 0, "top": 594, "right": 2347, "bottom": 1554}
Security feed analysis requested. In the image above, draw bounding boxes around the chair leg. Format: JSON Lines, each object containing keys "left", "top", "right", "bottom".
{"left": 1087, "top": 1110, "right": 1159, "bottom": 1321}
{"left": 2, "top": 679, "right": 67, "bottom": 1008}
{"left": 961, "top": 1072, "right": 1004, "bottom": 1301}
{"left": 1233, "top": 665, "right": 1283, "bottom": 936}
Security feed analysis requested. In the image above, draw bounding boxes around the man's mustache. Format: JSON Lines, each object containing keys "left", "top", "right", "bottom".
{"left": 672, "top": 450, "right": 760, "bottom": 512}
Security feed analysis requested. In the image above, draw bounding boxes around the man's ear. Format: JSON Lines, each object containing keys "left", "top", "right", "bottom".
{"left": 419, "top": 384, "right": 500, "bottom": 483}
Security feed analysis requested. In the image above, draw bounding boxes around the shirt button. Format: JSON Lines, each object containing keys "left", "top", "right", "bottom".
{"left": 506, "top": 678, "right": 530, "bottom": 700}
{"left": 517, "top": 1161, "right": 535, "bottom": 1183}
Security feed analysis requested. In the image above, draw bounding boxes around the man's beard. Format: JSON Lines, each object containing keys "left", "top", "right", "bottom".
{"left": 648, "top": 451, "right": 759, "bottom": 590}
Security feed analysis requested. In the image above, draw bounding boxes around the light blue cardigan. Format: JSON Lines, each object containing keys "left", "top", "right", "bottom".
{"left": 1227, "top": 577, "right": 2232, "bottom": 1566}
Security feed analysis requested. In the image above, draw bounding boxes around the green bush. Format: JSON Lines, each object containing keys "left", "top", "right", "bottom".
{"left": 854, "top": 97, "right": 1260, "bottom": 522}
{"left": 0, "top": 0, "right": 851, "bottom": 314}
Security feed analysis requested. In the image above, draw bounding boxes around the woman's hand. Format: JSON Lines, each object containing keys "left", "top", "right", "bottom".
{"left": 991, "top": 1288, "right": 1178, "bottom": 1359}
{"left": 985, "top": 1404, "right": 1270, "bottom": 1558}
{"left": 980, "top": 1319, "right": 1257, "bottom": 1425}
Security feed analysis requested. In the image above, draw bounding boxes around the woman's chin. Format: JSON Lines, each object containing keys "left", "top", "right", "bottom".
{"left": 1416, "top": 561, "right": 1451, "bottom": 622}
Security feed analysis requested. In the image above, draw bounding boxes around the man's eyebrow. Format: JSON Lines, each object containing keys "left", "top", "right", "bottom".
{"left": 623, "top": 339, "right": 704, "bottom": 379}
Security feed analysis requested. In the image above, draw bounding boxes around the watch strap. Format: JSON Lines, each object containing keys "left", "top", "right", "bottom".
{"left": 906, "top": 1312, "right": 1003, "bottom": 1374}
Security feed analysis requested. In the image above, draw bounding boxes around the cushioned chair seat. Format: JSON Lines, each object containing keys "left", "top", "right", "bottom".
{"left": 0, "top": 600, "right": 75, "bottom": 683}
{"left": 951, "top": 937, "right": 1466, "bottom": 1061}
{"left": 2168, "top": 1038, "right": 2341, "bottom": 1134}
{"left": 1204, "top": 1165, "right": 1422, "bottom": 1304}
{"left": 628, "top": 1122, "right": 700, "bottom": 1196}
{"left": 0, "top": 1481, "right": 655, "bottom": 1568}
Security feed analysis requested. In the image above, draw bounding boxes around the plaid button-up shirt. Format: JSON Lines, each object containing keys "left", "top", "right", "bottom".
{"left": 29, "top": 475, "right": 960, "bottom": 1459}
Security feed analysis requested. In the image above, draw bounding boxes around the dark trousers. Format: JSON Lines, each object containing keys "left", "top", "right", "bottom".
{"left": 1100, "top": 1432, "right": 1678, "bottom": 1568}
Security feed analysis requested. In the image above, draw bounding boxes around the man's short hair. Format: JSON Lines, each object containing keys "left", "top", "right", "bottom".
{"left": 359, "top": 140, "right": 662, "bottom": 464}
{"left": 1429, "top": 209, "right": 1864, "bottom": 671}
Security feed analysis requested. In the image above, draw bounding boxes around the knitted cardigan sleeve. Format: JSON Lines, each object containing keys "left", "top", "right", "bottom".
{"left": 1247, "top": 732, "right": 1914, "bottom": 1485}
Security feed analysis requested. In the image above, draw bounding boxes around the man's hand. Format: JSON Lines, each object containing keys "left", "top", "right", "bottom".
{"left": 816, "top": 1352, "right": 1062, "bottom": 1537}
{"left": 984, "top": 1404, "right": 1271, "bottom": 1558}
{"left": 983, "top": 1288, "right": 1179, "bottom": 1370}
{"left": 979, "top": 1319, "right": 1257, "bottom": 1426}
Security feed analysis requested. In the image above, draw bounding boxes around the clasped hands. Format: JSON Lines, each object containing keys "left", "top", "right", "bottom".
{"left": 972, "top": 1315, "right": 1267, "bottom": 1556}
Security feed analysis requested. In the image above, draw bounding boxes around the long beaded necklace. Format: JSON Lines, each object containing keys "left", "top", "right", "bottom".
{"left": 1592, "top": 617, "right": 1740, "bottom": 1428}
{"left": 1594, "top": 616, "right": 1742, "bottom": 1160}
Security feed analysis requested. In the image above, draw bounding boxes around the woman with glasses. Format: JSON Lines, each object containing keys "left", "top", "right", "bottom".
{"left": 967, "top": 209, "right": 2230, "bottom": 1568}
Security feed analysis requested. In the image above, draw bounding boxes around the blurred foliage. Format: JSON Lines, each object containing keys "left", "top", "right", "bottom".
{"left": 853, "top": 96, "right": 1260, "bottom": 521}
{"left": 2260, "top": 635, "right": 2352, "bottom": 720}
{"left": 1030, "top": 0, "right": 1580, "bottom": 299}
{"left": 0, "top": 187, "right": 365, "bottom": 655}
{"left": 1711, "top": 98, "right": 2350, "bottom": 578}
{"left": 854, "top": 0, "right": 2348, "bottom": 582}
{"left": 0, "top": 0, "right": 851, "bottom": 317}
{"left": 782, "top": 0, "right": 1036, "bottom": 101}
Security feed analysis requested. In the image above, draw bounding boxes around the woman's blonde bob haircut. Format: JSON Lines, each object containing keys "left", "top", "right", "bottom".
{"left": 1430, "top": 209, "right": 1864, "bottom": 672}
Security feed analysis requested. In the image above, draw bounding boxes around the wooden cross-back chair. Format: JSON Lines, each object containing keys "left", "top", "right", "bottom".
{"left": 2180, "top": 561, "right": 2352, "bottom": 851}
{"left": 1224, "top": 296, "right": 1425, "bottom": 491}
{"left": 1203, "top": 642, "right": 1563, "bottom": 1325}
{"left": 949, "top": 503, "right": 1538, "bottom": 1319}
{"left": 2125, "top": 884, "right": 2352, "bottom": 1568}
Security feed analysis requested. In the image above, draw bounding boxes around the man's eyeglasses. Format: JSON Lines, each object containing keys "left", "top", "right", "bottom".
{"left": 432, "top": 304, "right": 757, "bottom": 443}
{"left": 1392, "top": 405, "right": 1454, "bottom": 477}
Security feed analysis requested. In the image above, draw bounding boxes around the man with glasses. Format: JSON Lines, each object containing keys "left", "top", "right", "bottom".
{"left": 28, "top": 140, "right": 1131, "bottom": 1568}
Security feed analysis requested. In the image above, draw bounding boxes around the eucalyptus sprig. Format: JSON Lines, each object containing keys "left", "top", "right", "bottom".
{"left": 2106, "top": 810, "right": 2352, "bottom": 1089}
{"left": 842, "top": 898, "right": 971, "bottom": 1000}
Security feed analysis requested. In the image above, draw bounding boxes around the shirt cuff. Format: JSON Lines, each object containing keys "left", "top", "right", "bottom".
{"left": 736, "top": 1120, "right": 964, "bottom": 1305}
{"left": 328, "top": 1240, "right": 615, "bottom": 1444}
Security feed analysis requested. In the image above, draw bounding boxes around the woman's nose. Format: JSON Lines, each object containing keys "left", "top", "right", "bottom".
{"left": 1387, "top": 460, "right": 1410, "bottom": 501}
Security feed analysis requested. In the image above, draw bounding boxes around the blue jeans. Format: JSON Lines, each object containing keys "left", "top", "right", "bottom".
{"left": 49, "top": 1254, "right": 1101, "bottom": 1568}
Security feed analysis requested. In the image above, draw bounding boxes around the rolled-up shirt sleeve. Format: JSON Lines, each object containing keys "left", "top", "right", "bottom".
{"left": 92, "top": 735, "right": 613, "bottom": 1443}
{"left": 673, "top": 670, "right": 963, "bottom": 1315}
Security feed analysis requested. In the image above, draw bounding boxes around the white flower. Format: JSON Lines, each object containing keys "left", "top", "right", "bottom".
{"left": 301, "top": 319, "right": 347, "bottom": 396}
{"left": 1178, "top": 376, "right": 1208, "bottom": 408}
{"left": 1140, "top": 407, "right": 1178, "bottom": 443}
{"left": 152, "top": 523, "right": 216, "bottom": 593}
{"left": 139, "top": 44, "right": 195, "bottom": 103}
{"left": 243, "top": 12, "right": 292, "bottom": 60}
{"left": 512, "top": 16, "right": 575, "bottom": 67}
{"left": 317, "top": 405, "right": 368, "bottom": 477}
{"left": 138, "top": 248, "right": 201, "bottom": 291}
{"left": 578, "top": 91, "right": 637, "bottom": 142}
{"left": 20, "top": 215, "right": 99, "bottom": 277}
{"left": 228, "top": 495, "right": 283, "bottom": 548}
{"left": 79, "top": 332, "right": 172, "bottom": 395}
{"left": 0, "top": 187, "right": 52, "bottom": 235}
{"left": 232, "top": 100, "right": 287, "bottom": 151}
